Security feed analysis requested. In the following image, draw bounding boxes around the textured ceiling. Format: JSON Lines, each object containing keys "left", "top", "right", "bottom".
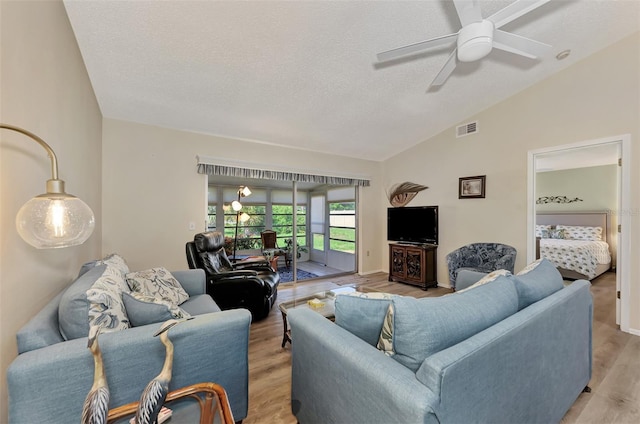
{"left": 63, "top": 0, "right": 640, "bottom": 161}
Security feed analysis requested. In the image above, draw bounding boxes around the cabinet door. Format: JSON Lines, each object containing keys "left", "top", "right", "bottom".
{"left": 404, "top": 247, "right": 424, "bottom": 283}
{"left": 390, "top": 246, "right": 406, "bottom": 278}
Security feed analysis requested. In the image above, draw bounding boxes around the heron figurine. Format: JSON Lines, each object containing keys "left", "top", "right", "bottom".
{"left": 82, "top": 325, "right": 110, "bottom": 424}
{"left": 135, "top": 317, "right": 193, "bottom": 424}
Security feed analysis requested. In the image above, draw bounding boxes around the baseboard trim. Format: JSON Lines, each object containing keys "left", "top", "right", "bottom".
{"left": 358, "top": 269, "right": 385, "bottom": 276}
{"left": 626, "top": 327, "right": 640, "bottom": 336}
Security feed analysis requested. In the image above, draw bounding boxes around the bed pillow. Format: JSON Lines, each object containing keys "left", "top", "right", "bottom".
{"left": 535, "top": 224, "right": 551, "bottom": 238}
{"left": 541, "top": 228, "right": 567, "bottom": 239}
{"left": 556, "top": 225, "right": 602, "bottom": 241}
{"left": 514, "top": 258, "right": 564, "bottom": 310}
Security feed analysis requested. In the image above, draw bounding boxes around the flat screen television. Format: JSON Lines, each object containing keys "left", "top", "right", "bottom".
{"left": 387, "top": 206, "right": 438, "bottom": 245}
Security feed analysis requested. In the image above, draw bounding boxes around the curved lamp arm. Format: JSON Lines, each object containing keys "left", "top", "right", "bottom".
{"left": 1, "top": 123, "right": 95, "bottom": 248}
{"left": 1, "top": 123, "right": 59, "bottom": 181}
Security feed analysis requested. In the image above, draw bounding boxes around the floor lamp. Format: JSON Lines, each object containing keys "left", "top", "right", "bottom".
{"left": 232, "top": 186, "right": 251, "bottom": 260}
{"left": 0, "top": 124, "right": 95, "bottom": 248}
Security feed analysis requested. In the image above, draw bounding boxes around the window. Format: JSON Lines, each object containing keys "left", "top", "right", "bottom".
{"left": 207, "top": 205, "right": 216, "bottom": 230}
{"left": 329, "top": 202, "right": 355, "bottom": 253}
{"left": 272, "top": 204, "right": 307, "bottom": 246}
{"left": 224, "top": 205, "right": 266, "bottom": 249}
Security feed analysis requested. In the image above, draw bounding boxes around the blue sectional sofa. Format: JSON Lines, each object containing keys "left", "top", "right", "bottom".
{"left": 7, "top": 263, "right": 251, "bottom": 423}
{"left": 289, "top": 259, "right": 593, "bottom": 424}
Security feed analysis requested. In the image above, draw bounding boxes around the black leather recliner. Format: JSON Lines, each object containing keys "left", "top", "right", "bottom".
{"left": 186, "top": 231, "right": 280, "bottom": 321}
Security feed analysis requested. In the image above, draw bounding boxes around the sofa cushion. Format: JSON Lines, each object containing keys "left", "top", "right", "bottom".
{"left": 390, "top": 275, "right": 519, "bottom": 372}
{"left": 334, "top": 292, "right": 394, "bottom": 346}
{"left": 514, "top": 258, "right": 564, "bottom": 310}
{"left": 126, "top": 267, "right": 189, "bottom": 306}
{"left": 58, "top": 265, "right": 108, "bottom": 340}
{"left": 122, "top": 292, "right": 191, "bottom": 327}
{"left": 86, "top": 265, "right": 131, "bottom": 334}
{"left": 180, "top": 294, "right": 222, "bottom": 315}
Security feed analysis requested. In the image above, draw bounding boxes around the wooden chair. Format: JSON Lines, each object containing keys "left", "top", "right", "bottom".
{"left": 261, "top": 230, "right": 286, "bottom": 267}
{"left": 107, "top": 382, "right": 234, "bottom": 424}
{"left": 260, "top": 230, "right": 279, "bottom": 250}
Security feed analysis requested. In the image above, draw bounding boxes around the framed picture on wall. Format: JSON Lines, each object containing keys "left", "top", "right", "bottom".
{"left": 459, "top": 175, "right": 486, "bottom": 199}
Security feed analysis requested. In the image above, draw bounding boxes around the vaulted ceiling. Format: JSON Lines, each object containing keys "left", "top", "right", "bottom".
{"left": 63, "top": 0, "right": 640, "bottom": 161}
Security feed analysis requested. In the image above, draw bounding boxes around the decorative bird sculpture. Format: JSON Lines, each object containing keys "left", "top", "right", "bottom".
{"left": 82, "top": 325, "right": 110, "bottom": 424}
{"left": 387, "top": 182, "right": 429, "bottom": 207}
{"left": 135, "top": 317, "right": 193, "bottom": 424}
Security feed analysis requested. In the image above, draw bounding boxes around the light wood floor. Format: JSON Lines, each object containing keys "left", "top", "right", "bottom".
{"left": 244, "top": 271, "right": 639, "bottom": 424}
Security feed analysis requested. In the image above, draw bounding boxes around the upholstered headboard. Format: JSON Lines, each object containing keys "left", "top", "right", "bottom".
{"left": 536, "top": 211, "right": 610, "bottom": 243}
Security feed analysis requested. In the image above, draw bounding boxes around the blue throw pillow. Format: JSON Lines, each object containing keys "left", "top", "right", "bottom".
{"left": 58, "top": 265, "right": 108, "bottom": 340}
{"left": 514, "top": 258, "right": 564, "bottom": 310}
{"left": 334, "top": 293, "right": 394, "bottom": 346}
{"left": 122, "top": 292, "right": 190, "bottom": 327}
{"left": 390, "top": 276, "right": 519, "bottom": 372}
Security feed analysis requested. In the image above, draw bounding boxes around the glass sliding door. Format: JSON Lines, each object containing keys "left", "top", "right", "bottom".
{"left": 206, "top": 176, "right": 357, "bottom": 283}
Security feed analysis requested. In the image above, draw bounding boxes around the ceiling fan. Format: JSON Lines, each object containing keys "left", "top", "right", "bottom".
{"left": 377, "top": 0, "right": 552, "bottom": 89}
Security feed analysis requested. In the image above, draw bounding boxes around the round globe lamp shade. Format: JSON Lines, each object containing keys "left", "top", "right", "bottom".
{"left": 16, "top": 194, "right": 95, "bottom": 249}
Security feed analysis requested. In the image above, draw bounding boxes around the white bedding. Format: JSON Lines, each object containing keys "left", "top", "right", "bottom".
{"left": 539, "top": 239, "right": 611, "bottom": 279}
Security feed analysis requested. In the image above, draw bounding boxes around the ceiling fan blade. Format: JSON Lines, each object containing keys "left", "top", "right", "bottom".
{"left": 377, "top": 33, "right": 457, "bottom": 62}
{"left": 487, "top": 0, "right": 551, "bottom": 29}
{"left": 493, "top": 30, "right": 551, "bottom": 59}
{"left": 453, "top": 0, "right": 483, "bottom": 27}
{"left": 429, "top": 49, "right": 458, "bottom": 88}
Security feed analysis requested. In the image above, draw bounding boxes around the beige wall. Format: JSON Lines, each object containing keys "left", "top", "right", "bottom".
{"left": 0, "top": 0, "right": 103, "bottom": 420}
{"left": 383, "top": 32, "right": 640, "bottom": 331}
{"left": 101, "top": 119, "right": 384, "bottom": 273}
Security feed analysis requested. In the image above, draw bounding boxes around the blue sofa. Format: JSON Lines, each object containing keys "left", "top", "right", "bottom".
{"left": 7, "top": 266, "right": 251, "bottom": 423}
{"left": 289, "top": 259, "right": 593, "bottom": 424}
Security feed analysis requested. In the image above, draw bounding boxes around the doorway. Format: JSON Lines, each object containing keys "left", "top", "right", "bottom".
{"left": 527, "top": 134, "right": 631, "bottom": 332}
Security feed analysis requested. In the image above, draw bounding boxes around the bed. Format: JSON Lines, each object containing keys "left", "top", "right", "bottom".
{"left": 536, "top": 212, "right": 612, "bottom": 280}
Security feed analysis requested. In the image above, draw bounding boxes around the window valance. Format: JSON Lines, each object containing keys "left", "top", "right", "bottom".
{"left": 196, "top": 156, "right": 370, "bottom": 187}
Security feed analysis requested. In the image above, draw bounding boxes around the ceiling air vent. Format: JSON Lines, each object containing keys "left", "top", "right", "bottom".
{"left": 456, "top": 121, "right": 478, "bottom": 138}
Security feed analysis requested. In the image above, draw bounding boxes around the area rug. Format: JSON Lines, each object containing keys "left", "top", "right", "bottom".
{"left": 277, "top": 267, "right": 318, "bottom": 283}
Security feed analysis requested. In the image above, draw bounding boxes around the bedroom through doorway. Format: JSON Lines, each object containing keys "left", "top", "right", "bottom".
{"left": 528, "top": 134, "right": 631, "bottom": 333}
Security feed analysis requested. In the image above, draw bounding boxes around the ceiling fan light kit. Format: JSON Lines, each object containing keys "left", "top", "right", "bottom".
{"left": 377, "top": 0, "right": 552, "bottom": 88}
{"left": 457, "top": 20, "right": 494, "bottom": 62}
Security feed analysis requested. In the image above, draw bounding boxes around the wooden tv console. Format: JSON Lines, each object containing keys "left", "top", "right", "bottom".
{"left": 388, "top": 243, "right": 437, "bottom": 290}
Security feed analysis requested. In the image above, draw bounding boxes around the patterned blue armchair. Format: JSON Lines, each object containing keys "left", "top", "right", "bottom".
{"left": 446, "top": 243, "right": 517, "bottom": 290}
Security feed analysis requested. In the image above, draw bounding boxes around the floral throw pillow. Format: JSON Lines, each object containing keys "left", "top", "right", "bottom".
{"left": 86, "top": 265, "right": 131, "bottom": 333}
{"left": 376, "top": 304, "right": 395, "bottom": 356}
{"left": 98, "top": 253, "right": 130, "bottom": 276}
{"left": 126, "top": 267, "right": 189, "bottom": 306}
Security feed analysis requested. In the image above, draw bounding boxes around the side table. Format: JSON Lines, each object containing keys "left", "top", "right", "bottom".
{"left": 107, "top": 382, "right": 234, "bottom": 424}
